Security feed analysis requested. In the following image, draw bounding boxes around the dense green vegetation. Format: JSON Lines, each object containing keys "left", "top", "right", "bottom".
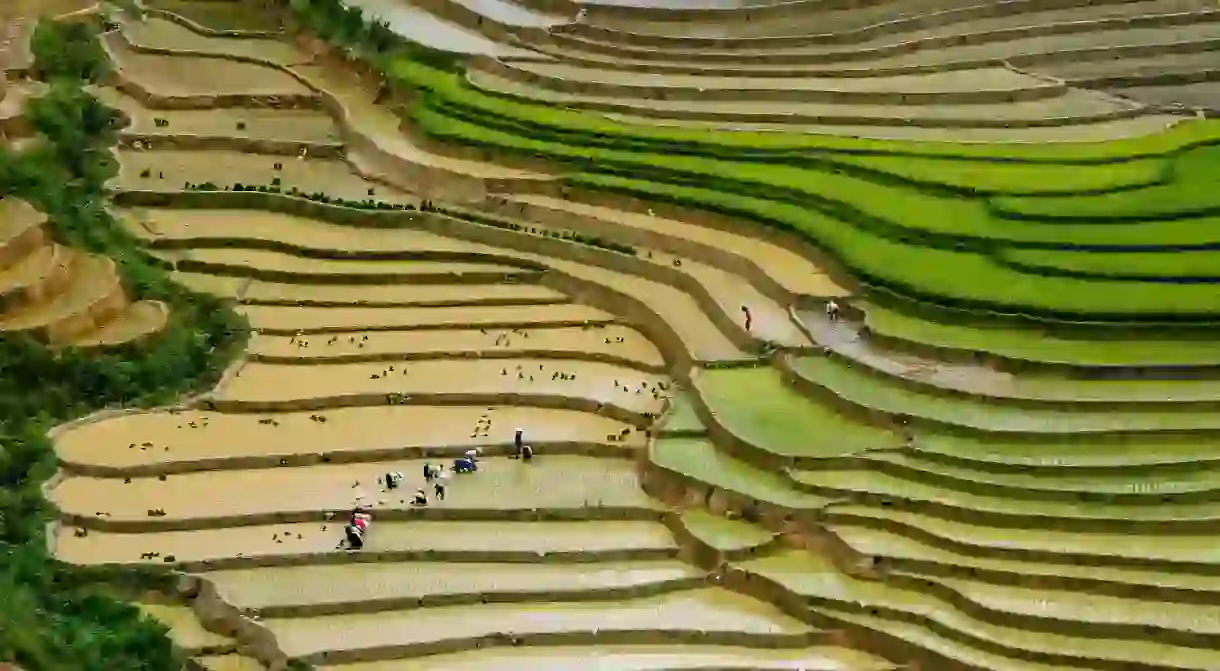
{"left": 0, "top": 19, "right": 246, "bottom": 671}
{"left": 287, "top": 0, "right": 1220, "bottom": 321}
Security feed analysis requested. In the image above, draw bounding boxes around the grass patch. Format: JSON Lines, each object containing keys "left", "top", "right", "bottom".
{"left": 695, "top": 367, "right": 899, "bottom": 459}
{"left": 657, "top": 391, "right": 704, "bottom": 434}
{"left": 860, "top": 300, "right": 1220, "bottom": 367}
{"left": 789, "top": 355, "right": 1220, "bottom": 433}
{"left": 650, "top": 438, "right": 829, "bottom": 509}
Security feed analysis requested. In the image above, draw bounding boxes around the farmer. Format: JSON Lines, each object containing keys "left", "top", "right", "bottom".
{"left": 412, "top": 488, "right": 428, "bottom": 506}
{"left": 423, "top": 463, "right": 437, "bottom": 482}
{"left": 826, "top": 300, "right": 841, "bottom": 322}
{"left": 453, "top": 455, "right": 477, "bottom": 473}
{"left": 385, "top": 471, "right": 403, "bottom": 490}
{"left": 343, "top": 507, "right": 372, "bottom": 550}
{"left": 741, "top": 305, "right": 753, "bottom": 332}
{"left": 514, "top": 428, "right": 525, "bottom": 457}
{"left": 434, "top": 469, "right": 449, "bottom": 500}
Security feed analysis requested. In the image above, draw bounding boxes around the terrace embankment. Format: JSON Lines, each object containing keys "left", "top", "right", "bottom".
{"left": 42, "top": 2, "right": 1220, "bottom": 670}
{"left": 52, "top": 62, "right": 870, "bottom": 662}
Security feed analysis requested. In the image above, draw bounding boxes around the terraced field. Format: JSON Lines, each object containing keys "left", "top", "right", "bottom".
{"left": 33, "top": 0, "right": 1220, "bottom": 669}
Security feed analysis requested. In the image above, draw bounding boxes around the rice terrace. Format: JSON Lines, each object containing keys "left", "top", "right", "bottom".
{"left": 6, "top": 0, "right": 1220, "bottom": 669}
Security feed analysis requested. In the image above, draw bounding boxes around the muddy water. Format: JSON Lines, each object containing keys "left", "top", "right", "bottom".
{"left": 56, "top": 405, "right": 643, "bottom": 469}
{"left": 122, "top": 208, "right": 748, "bottom": 362}
{"left": 251, "top": 324, "right": 665, "bottom": 367}
{"left": 130, "top": 210, "right": 460, "bottom": 249}
{"left": 180, "top": 249, "right": 523, "bottom": 279}
{"left": 115, "top": 149, "right": 418, "bottom": 203}
{"left": 51, "top": 456, "right": 659, "bottom": 522}
{"left": 123, "top": 17, "right": 302, "bottom": 66}
{"left": 120, "top": 18, "right": 547, "bottom": 179}
{"left": 167, "top": 271, "right": 248, "bottom": 298}
{"left": 56, "top": 520, "right": 678, "bottom": 566}
{"left": 239, "top": 303, "right": 613, "bottom": 332}
{"left": 214, "top": 358, "right": 669, "bottom": 412}
{"left": 96, "top": 87, "right": 339, "bottom": 143}
{"left": 263, "top": 587, "right": 813, "bottom": 658}
{"left": 509, "top": 61, "right": 1046, "bottom": 93}
{"left": 290, "top": 62, "right": 547, "bottom": 179}
{"left": 205, "top": 560, "right": 701, "bottom": 609}
{"left": 111, "top": 44, "right": 309, "bottom": 97}
{"left": 645, "top": 250, "right": 808, "bottom": 347}
{"left": 606, "top": 109, "right": 1182, "bottom": 142}
{"left": 318, "top": 644, "right": 895, "bottom": 671}
{"left": 453, "top": 0, "right": 565, "bottom": 27}
{"left": 505, "top": 195, "right": 845, "bottom": 298}
{"left": 544, "top": 256, "right": 748, "bottom": 362}
{"left": 469, "top": 68, "right": 1126, "bottom": 121}
{"left": 240, "top": 280, "right": 565, "bottom": 306}
{"left": 341, "top": 0, "right": 541, "bottom": 58}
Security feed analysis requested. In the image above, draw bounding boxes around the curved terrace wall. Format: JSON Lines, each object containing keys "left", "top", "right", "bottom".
{"left": 544, "top": 8, "right": 1220, "bottom": 64}
{"left": 109, "top": 21, "right": 554, "bottom": 202}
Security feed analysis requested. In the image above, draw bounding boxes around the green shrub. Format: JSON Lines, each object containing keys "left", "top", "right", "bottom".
{"left": 0, "top": 19, "right": 246, "bottom": 671}
{"left": 29, "top": 19, "right": 110, "bottom": 83}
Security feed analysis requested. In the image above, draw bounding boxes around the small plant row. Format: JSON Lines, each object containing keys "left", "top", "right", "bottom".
{"left": 177, "top": 179, "right": 417, "bottom": 211}
{"left": 435, "top": 205, "right": 637, "bottom": 256}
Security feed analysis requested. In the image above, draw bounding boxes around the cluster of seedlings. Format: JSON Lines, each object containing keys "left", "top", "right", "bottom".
{"left": 127, "top": 440, "right": 167, "bottom": 453}
{"left": 607, "top": 427, "right": 633, "bottom": 443}
{"left": 369, "top": 363, "right": 408, "bottom": 380}
{"left": 257, "top": 413, "right": 326, "bottom": 427}
{"left": 615, "top": 377, "right": 668, "bottom": 401}
{"left": 176, "top": 179, "right": 416, "bottom": 211}
{"left": 438, "top": 206, "right": 637, "bottom": 256}
{"left": 470, "top": 413, "right": 492, "bottom": 439}
{"left": 137, "top": 551, "right": 176, "bottom": 563}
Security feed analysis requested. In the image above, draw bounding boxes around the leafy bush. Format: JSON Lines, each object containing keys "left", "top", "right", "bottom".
{"left": 0, "top": 19, "right": 246, "bottom": 671}
{"left": 29, "top": 19, "right": 110, "bottom": 83}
